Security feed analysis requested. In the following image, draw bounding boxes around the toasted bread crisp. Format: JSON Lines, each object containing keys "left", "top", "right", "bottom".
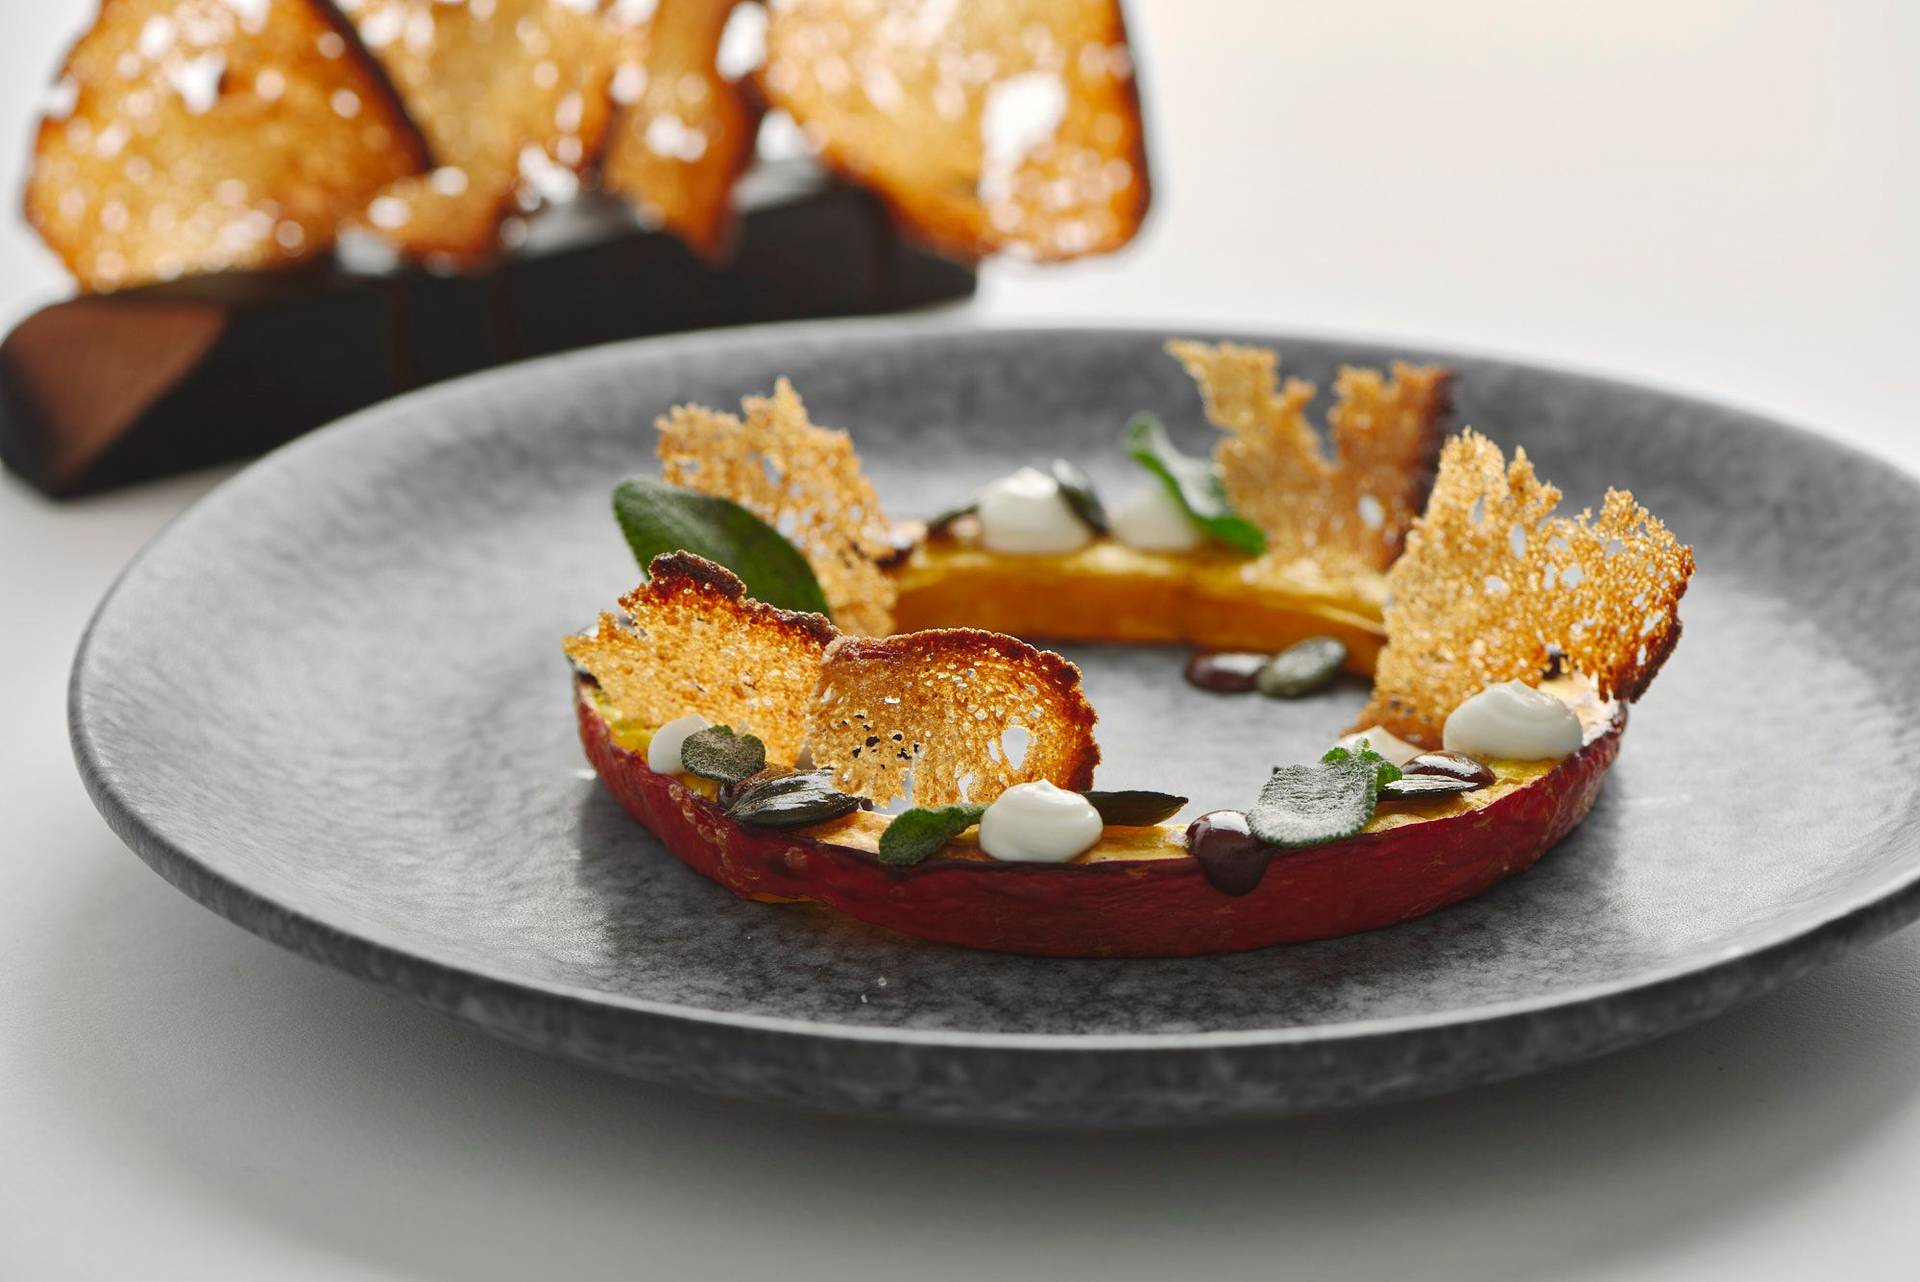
{"left": 1167, "top": 340, "right": 1452, "bottom": 579}
{"left": 601, "top": 0, "right": 761, "bottom": 259}
{"left": 25, "top": 0, "right": 424, "bottom": 291}
{"left": 758, "top": 0, "right": 1149, "bottom": 261}
{"left": 657, "top": 379, "right": 898, "bottom": 636}
{"left": 336, "top": 0, "right": 619, "bottom": 263}
{"left": 1358, "top": 431, "right": 1695, "bottom": 746}
{"left": 565, "top": 551, "right": 834, "bottom": 762}
{"left": 809, "top": 629, "right": 1099, "bottom": 808}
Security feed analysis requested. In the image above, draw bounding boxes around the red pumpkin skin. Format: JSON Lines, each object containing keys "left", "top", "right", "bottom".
{"left": 576, "top": 692, "right": 1626, "bottom": 958}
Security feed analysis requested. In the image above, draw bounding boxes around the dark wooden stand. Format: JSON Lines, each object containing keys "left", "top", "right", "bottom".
{"left": 0, "top": 171, "right": 975, "bottom": 497}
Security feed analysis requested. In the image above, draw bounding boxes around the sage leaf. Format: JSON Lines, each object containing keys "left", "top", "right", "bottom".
{"left": 613, "top": 476, "right": 832, "bottom": 618}
{"left": 1124, "top": 414, "right": 1267, "bottom": 555}
{"left": 679, "top": 725, "right": 766, "bottom": 787}
{"left": 1249, "top": 753, "right": 1383, "bottom": 848}
{"left": 878, "top": 804, "right": 987, "bottom": 866}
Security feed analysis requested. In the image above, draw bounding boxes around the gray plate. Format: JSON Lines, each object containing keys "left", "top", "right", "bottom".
{"left": 71, "top": 321, "right": 1920, "bottom": 1125}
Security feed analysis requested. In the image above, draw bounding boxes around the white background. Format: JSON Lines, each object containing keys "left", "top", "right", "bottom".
{"left": 5, "top": 2, "right": 1920, "bottom": 1278}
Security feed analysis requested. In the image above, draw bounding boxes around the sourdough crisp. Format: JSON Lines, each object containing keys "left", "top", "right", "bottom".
{"left": 1359, "top": 430, "right": 1695, "bottom": 746}
{"left": 565, "top": 552, "right": 834, "bottom": 762}
{"left": 809, "top": 628, "right": 1100, "bottom": 808}
{"left": 657, "top": 379, "right": 898, "bottom": 636}
{"left": 1167, "top": 340, "right": 1451, "bottom": 578}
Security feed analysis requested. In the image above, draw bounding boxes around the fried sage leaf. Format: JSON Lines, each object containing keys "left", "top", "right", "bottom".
{"left": 1249, "top": 752, "right": 1386, "bottom": 848}
{"left": 725, "top": 771, "right": 864, "bottom": 829}
{"left": 613, "top": 476, "right": 832, "bottom": 618}
{"left": 1050, "top": 458, "right": 1110, "bottom": 534}
{"left": 878, "top": 804, "right": 988, "bottom": 866}
{"left": 1082, "top": 790, "right": 1187, "bottom": 826}
{"left": 1124, "top": 414, "right": 1266, "bottom": 555}
{"left": 1256, "top": 636, "right": 1348, "bottom": 698}
{"left": 679, "top": 725, "right": 767, "bottom": 787}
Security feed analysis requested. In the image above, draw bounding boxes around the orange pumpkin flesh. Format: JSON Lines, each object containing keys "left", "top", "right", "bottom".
{"left": 576, "top": 682, "right": 1625, "bottom": 958}
{"left": 892, "top": 538, "right": 1388, "bottom": 670}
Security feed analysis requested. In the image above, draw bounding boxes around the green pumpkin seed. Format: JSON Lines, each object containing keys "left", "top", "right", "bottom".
{"left": 1256, "top": 636, "right": 1348, "bottom": 698}
{"left": 725, "top": 771, "right": 864, "bottom": 829}
{"left": 1050, "top": 458, "right": 1109, "bottom": 534}
{"left": 1082, "top": 790, "right": 1187, "bottom": 826}
{"left": 1380, "top": 774, "right": 1479, "bottom": 801}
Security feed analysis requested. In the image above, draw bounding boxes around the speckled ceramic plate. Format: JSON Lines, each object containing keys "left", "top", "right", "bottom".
{"left": 71, "top": 321, "right": 1920, "bottom": 1125}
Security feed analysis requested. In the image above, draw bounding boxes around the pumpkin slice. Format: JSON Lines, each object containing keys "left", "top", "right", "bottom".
{"left": 576, "top": 677, "right": 1623, "bottom": 957}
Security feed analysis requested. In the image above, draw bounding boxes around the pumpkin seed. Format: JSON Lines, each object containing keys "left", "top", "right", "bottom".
{"left": 1050, "top": 458, "right": 1110, "bottom": 534}
{"left": 1082, "top": 790, "right": 1187, "bottom": 826}
{"left": 725, "top": 771, "right": 864, "bottom": 829}
{"left": 1380, "top": 774, "right": 1479, "bottom": 801}
{"left": 1255, "top": 636, "right": 1347, "bottom": 698}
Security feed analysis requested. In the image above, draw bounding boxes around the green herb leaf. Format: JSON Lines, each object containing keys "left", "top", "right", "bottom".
{"left": 1050, "top": 458, "right": 1109, "bottom": 534}
{"left": 1249, "top": 752, "right": 1386, "bottom": 848}
{"left": 679, "top": 725, "right": 766, "bottom": 787}
{"left": 1081, "top": 790, "right": 1187, "bottom": 826}
{"left": 724, "top": 771, "right": 864, "bottom": 829}
{"left": 1320, "top": 740, "right": 1404, "bottom": 789}
{"left": 1124, "top": 414, "right": 1267, "bottom": 555}
{"left": 878, "top": 804, "right": 987, "bottom": 866}
{"left": 613, "top": 476, "right": 832, "bottom": 618}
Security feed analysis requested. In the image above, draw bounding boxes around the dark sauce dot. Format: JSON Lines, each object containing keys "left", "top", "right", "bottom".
{"left": 1185, "top": 810, "right": 1277, "bottom": 896}
{"left": 1183, "top": 651, "right": 1269, "bottom": 694}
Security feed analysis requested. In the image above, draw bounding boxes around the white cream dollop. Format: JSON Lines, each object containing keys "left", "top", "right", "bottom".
{"left": 646, "top": 712, "right": 710, "bottom": 774}
{"left": 1332, "top": 724, "right": 1424, "bottom": 767}
{"left": 975, "top": 467, "right": 1093, "bottom": 555}
{"left": 1443, "top": 681, "right": 1583, "bottom": 761}
{"left": 977, "top": 781, "right": 1104, "bottom": 863}
{"left": 1110, "top": 482, "right": 1202, "bottom": 552}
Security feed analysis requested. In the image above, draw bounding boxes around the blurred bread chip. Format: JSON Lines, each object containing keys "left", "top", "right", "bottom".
{"left": 601, "top": 0, "right": 762, "bottom": 259}
{"left": 334, "top": 0, "right": 621, "bottom": 264}
{"left": 24, "top": 0, "right": 425, "bottom": 291}
{"left": 758, "top": 0, "right": 1149, "bottom": 260}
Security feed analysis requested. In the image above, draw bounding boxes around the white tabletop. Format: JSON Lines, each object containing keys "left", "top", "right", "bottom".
{"left": 5, "top": 3, "right": 1919, "bottom": 1278}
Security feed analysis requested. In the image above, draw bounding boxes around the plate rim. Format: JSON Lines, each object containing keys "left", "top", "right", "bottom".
{"left": 67, "top": 316, "right": 1920, "bottom": 1060}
